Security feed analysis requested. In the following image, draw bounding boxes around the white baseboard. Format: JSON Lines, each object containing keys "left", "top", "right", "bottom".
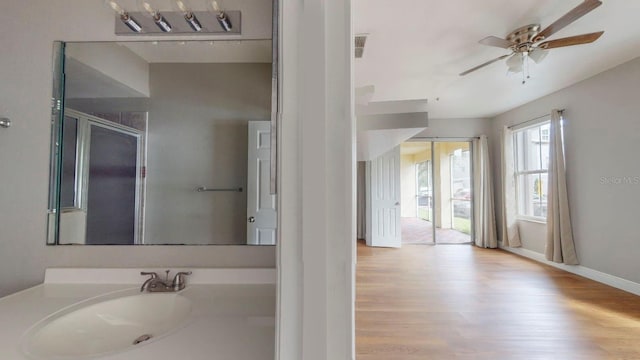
{"left": 498, "top": 244, "right": 640, "bottom": 297}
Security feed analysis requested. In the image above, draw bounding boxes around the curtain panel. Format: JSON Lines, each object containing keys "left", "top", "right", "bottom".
{"left": 473, "top": 135, "right": 497, "bottom": 248}
{"left": 545, "top": 110, "right": 579, "bottom": 264}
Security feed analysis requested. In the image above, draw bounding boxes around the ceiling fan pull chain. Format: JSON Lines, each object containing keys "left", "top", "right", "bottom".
{"left": 522, "top": 54, "right": 526, "bottom": 84}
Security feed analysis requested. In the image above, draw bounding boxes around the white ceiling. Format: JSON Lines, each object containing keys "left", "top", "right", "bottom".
{"left": 354, "top": 0, "right": 640, "bottom": 119}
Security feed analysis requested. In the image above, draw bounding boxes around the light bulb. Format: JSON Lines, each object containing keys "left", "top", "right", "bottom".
{"left": 143, "top": 1, "right": 156, "bottom": 15}
{"left": 137, "top": 0, "right": 160, "bottom": 17}
{"left": 206, "top": 0, "right": 225, "bottom": 14}
{"left": 136, "top": 0, "right": 172, "bottom": 31}
{"left": 176, "top": 0, "right": 189, "bottom": 12}
{"left": 174, "top": 0, "right": 202, "bottom": 31}
{"left": 206, "top": 0, "right": 232, "bottom": 31}
{"left": 105, "top": 0, "right": 143, "bottom": 32}
{"left": 106, "top": 0, "right": 125, "bottom": 15}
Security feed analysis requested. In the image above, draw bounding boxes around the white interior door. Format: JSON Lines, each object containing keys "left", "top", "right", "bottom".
{"left": 366, "top": 146, "right": 401, "bottom": 247}
{"left": 247, "top": 121, "right": 277, "bottom": 245}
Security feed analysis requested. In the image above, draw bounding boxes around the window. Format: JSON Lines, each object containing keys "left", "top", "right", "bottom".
{"left": 514, "top": 122, "right": 550, "bottom": 220}
{"left": 541, "top": 128, "right": 550, "bottom": 142}
{"left": 416, "top": 160, "right": 432, "bottom": 221}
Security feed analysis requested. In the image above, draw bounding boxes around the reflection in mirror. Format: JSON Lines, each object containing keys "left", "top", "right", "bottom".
{"left": 48, "top": 41, "right": 276, "bottom": 246}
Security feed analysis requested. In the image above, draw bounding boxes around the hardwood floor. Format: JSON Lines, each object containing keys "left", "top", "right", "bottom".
{"left": 356, "top": 241, "right": 640, "bottom": 360}
{"left": 401, "top": 217, "right": 470, "bottom": 244}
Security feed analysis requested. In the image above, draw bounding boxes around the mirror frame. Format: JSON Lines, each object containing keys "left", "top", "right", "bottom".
{"left": 47, "top": 42, "right": 65, "bottom": 245}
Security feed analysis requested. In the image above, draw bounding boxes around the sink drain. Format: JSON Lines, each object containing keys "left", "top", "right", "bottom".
{"left": 133, "top": 334, "right": 152, "bottom": 345}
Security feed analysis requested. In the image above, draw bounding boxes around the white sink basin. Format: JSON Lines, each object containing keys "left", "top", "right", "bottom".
{"left": 24, "top": 293, "right": 191, "bottom": 359}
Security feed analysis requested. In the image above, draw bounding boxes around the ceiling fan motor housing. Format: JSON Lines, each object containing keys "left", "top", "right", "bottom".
{"left": 507, "top": 24, "right": 541, "bottom": 51}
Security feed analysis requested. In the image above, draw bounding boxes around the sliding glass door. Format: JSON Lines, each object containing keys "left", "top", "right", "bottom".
{"left": 416, "top": 159, "right": 433, "bottom": 222}
{"left": 439, "top": 142, "right": 472, "bottom": 244}
{"left": 400, "top": 140, "right": 474, "bottom": 245}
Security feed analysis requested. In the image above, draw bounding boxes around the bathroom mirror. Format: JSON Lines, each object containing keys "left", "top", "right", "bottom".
{"left": 47, "top": 40, "right": 277, "bottom": 246}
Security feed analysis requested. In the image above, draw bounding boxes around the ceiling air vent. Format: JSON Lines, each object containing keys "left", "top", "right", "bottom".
{"left": 355, "top": 34, "right": 368, "bottom": 58}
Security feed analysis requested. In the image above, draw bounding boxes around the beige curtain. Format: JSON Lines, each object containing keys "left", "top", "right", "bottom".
{"left": 501, "top": 126, "right": 522, "bottom": 247}
{"left": 545, "top": 110, "right": 578, "bottom": 264}
{"left": 473, "top": 135, "right": 497, "bottom": 248}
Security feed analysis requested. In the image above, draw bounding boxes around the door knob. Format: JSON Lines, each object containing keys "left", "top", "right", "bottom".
{"left": 395, "top": 202, "right": 400, "bottom": 206}
{"left": 248, "top": 216, "right": 256, "bottom": 223}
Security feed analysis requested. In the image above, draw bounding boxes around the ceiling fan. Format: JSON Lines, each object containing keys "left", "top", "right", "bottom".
{"left": 459, "top": 0, "right": 605, "bottom": 78}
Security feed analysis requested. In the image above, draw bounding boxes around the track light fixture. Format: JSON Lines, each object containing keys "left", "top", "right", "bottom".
{"left": 107, "top": 0, "right": 240, "bottom": 34}
{"left": 105, "top": 0, "right": 143, "bottom": 33}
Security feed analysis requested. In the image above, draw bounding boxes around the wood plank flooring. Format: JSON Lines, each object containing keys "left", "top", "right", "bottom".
{"left": 401, "top": 217, "right": 470, "bottom": 245}
{"left": 356, "top": 241, "right": 640, "bottom": 360}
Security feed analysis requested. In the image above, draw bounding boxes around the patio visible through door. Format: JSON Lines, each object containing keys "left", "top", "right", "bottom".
{"left": 400, "top": 140, "right": 473, "bottom": 244}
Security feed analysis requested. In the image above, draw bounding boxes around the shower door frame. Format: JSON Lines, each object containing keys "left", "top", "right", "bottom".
{"left": 63, "top": 109, "right": 146, "bottom": 245}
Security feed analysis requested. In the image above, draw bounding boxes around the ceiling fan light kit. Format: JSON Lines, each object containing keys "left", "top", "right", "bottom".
{"left": 506, "top": 52, "right": 523, "bottom": 73}
{"left": 460, "top": 0, "right": 605, "bottom": 84}
{"left": 528, "top": 47, "right": 548, "bottom": 64}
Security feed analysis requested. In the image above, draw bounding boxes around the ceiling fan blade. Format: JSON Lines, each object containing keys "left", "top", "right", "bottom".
{"left": 534, "top": 0, "right": 602, "bottom": 42}
{"left": 538, "top": 31, "right": 604, "bottom": 49}
{"left": 479, "top": 36, "right": 515, "bottom": 49}
{"left": 459, "top": 54, "right": 511, "bottom": 76}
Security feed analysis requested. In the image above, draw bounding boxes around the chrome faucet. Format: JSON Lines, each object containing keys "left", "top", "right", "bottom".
{"left": 140, "top": 270, "right": 192, "bottom": 292}
{"left": 140, "top": 271, "right": 160, "bottom": 292}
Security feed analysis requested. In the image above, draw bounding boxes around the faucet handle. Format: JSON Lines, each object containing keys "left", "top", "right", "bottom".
{"left": 172, "top": 271, "right": 192, "bottom": 290}
{"left": 141, "top": 271, "right": 158, "bottom": 279}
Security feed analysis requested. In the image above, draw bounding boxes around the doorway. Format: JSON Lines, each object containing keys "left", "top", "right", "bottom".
{"left": 400, "top": 140, "right": 473, "bottom": 244}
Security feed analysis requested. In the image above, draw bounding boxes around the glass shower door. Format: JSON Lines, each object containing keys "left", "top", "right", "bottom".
{"left": 85, "top": 124, "right": 140, "bottom": 245}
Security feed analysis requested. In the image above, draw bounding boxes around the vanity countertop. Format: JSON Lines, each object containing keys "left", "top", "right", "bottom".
{"left": 0, "top": 268, "right": 276, "bottom": 360}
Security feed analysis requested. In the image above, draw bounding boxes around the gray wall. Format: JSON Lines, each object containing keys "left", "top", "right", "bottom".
{"left": 415, "top": 117, "right": 493, "bottom": 139}
{"left": 491, "top": 56, "right": 640, "bottom": 284}
{"left": 0, "top": 0, "right": 275, "bottom": 298}
{"left": 145, "top": 63, "right": 272, "bottom": 245}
